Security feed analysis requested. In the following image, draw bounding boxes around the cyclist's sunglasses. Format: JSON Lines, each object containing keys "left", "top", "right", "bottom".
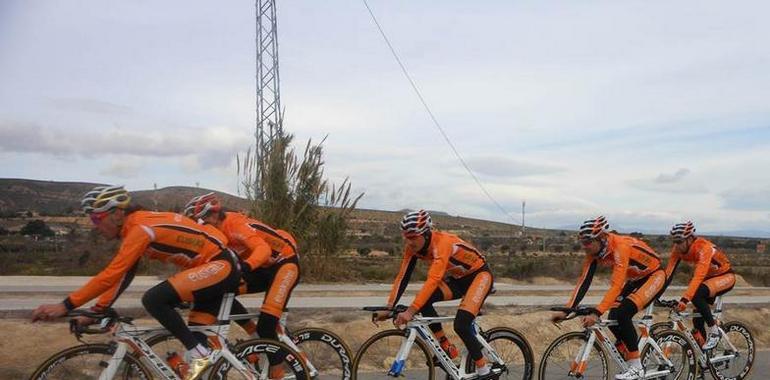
{"left": 89, "top": 211, "right": 110, "bottom": 225}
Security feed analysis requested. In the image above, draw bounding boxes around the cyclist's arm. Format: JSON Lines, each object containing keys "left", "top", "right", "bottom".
{"left": 387, "top": 251, "right": 417, "bottom": 308}
{"left": 240, "top": 234, "right": 273, "bottom": 271}
{"left": 682, "top": 247, "right": 713, "bottom": 302}
{"left": 64, "top": 228, "right": 150, "bottom": 310}
{"left": 409, "top": 249, "right": 450, "bottom": 312}
{"left": 596, "top": 249, "right": 629, "bottom": 314}
{"left": 93, "top": 262, "right": 140, "bottom": 310}
{"left": 661, "top": 249, "right": 681, "bottom": 292}
{"left": 566, "top": 255, "right": 597, "bottom": 309}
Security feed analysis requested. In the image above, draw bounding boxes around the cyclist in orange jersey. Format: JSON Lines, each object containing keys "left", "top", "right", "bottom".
{"left": 552, "top": 216, "right": 666, "bottom": 380}
{"left": 185, "top": 193, "right": 299, "bottom": 378}
{"left": 663, "top": 221, "right": 735, "bottom": 350}
{"left": 31, "top": 186, "right": 240, "bottom": 380}
{"left": 373, "top": 210, "right": 494, "bottom": 377}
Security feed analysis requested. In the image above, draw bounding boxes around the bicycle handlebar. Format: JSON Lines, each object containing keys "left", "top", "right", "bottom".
{"left": 654, "top": 299, "right": 679, "bottom": 309}
{"left": 550, "top": 306, "right": 598, "bottom": 320}
{"left": 362, "top": 305, "right": 408, "bottom": 320}
{"left": 66, "top": 308, "right": 134, "bottom": 338}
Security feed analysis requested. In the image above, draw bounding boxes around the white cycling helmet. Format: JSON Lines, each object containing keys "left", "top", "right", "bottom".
{"left": 81, "top": 185, "right": 131, "bottom": 214}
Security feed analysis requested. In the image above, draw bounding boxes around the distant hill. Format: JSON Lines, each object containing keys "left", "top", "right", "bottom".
{"left": 0, "top": 178, "right": 554, "bottom": 237}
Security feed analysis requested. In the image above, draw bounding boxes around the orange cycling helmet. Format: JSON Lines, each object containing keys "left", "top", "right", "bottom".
{"left": 400, "top": 209, "right": 432, "bottom": 237}
{"left": 184, "top": 192, "right": 221, "bottom": 220}
{"left": 670, "top": 221, "right": 695, "bottom": 242}
{"left": 578, "top": 215, "right": 609, "bottom": 242}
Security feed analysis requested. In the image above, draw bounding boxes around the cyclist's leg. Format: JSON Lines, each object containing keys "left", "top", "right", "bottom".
{"left": 622, "top": 270, "right": 666, "bottom": 363}
{"left": 691, "top": 285, "right": 711, "bottom": 339}
{"left": 232, "top": 268, "right": 272, "bottom": 336}
{"left": 143, "top": 257, "right": 237, "bottom": 354}
{"left": 608, "top": 281, "right": 638, "bottom": 356}
{"left": 698, "top": 272, "right": 736, "bottom": 347}
{"left": 258, "top": 258, "right": 300, "bottom": 374}
{"left": 455, "top": 270, "right": 493, "bottom": 366}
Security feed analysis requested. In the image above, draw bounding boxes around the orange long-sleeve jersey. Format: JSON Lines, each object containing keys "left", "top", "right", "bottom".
{"left": 566, "top": 233, "right": 661, "bottom": 314}
{"left": 64, "top": 211, "right": 228, "bottom": 310}
{"left": 663, "top": 237, "right": 732, "bottom": 301}
{"left": 218, "top": 212, "right": 297, "bottom": 270}
{"left": 387, "top": 231, "right": 487, "bottom": 312}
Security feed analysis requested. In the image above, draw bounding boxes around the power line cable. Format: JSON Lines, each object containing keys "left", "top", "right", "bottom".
{"left": 361, "top": 0, "right": 514, "bottom": 222}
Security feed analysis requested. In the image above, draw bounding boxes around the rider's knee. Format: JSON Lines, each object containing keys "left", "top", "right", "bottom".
{"left": 453, "top": 309, "right": 475, "bottom": 338}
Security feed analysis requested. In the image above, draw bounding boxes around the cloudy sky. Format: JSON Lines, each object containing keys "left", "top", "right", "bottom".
{"left": 1, "top": 1, "right": 769, "bottom": 236}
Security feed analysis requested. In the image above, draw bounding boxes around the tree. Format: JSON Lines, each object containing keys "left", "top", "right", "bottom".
{"left": 21, "top": 219, "right": 54, "bottom": 238}
{"left": 0, "top": 226, "right": 8, "bottom": 235}
{"left": 357, "top": 247, "right": 372, "bottom": 257}
{"left": 238, "top": 125, "right": 363, "bottom": 278}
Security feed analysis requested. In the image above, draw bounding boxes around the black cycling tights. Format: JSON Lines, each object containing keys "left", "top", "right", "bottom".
{"left": 691, "top": 285, "right": 715, "bottom": 335}
{"left": 454, "top": 310, "right": 484, "bottom": 361}
{"left": 142, "top": 281, "right": 207, "bottom": 351}
{"left": 608, "top": 299, "right": 639, "bottom": 353}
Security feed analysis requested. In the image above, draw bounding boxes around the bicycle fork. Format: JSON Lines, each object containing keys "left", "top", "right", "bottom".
{"left": 389, "top": 328, "right": 419, "bottom": 377}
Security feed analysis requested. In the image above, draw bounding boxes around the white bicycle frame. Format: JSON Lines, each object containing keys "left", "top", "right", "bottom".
{"left": 96, "top": 293, "right": 259, "bottom": 380}
{"left": 665, "top": 296, "right": 739, "bottom": 371}
{"left": 569, "top": 304, "right": 676, "bottom": 379}
{"left": 388, "top": 315, "right": 504, "bottom": 380}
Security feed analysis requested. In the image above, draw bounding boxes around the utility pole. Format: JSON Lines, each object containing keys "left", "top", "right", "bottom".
{"left": 521, "top": 200, "right": 526, "bottom": 236}
{"left": 255, "top": 0, "right": 282, "bottom": 167}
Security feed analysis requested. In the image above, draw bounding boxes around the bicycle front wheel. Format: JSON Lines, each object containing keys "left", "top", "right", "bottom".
{"left": 28, "top": 343, "right": 152, "bottom": 380}
{"left": 352, "top": 329, "right": 435, "bottom": 380}
{"left": 208, "top": 338, "right": 310, "bottom": 380}
{"left": 464, "top": 327, "right": 534, "bottom": 380}
{"left": 643, "top": 330, "right": 698, "bottom": 380}
{"left": 707, "top": 321, "right": 754, "bottom": 380}
{"left": 292, "top": 327, "right": 354, "bottom": 380}
{"left": 538, "top": 331, "right": 608, "bottom": 380}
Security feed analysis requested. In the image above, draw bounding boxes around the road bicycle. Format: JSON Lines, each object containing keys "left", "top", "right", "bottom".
{"left": 352, "top": 305, "right": 534, "bottom": 380}
{"left": 650, "top": 298, "right": 754, "bottom": 380}
{"left": 29, "top": 293, "right": 310, "bottom": 380}
{"left": 538, "top": 303, "right": 697, "bottom": 380}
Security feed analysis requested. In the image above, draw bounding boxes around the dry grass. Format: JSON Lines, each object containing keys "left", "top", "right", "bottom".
{"left": 5, "top": 306, "right": 769, "bottom": 380}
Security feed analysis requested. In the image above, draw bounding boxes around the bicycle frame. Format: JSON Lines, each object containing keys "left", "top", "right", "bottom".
{"left": 388, "top": 315, "right": 504, "bottom": 380}
{"left": 664, "top": 296, "right": 740, "bottom": 371}
{"left": 569, "top": 304, "right": 675, "bottom": 378}
{"left": 98, "top": 293, "right": 258, "bottom": 380}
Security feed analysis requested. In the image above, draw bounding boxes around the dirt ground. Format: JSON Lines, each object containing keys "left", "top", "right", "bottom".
{"left": 5, "top": 305, "right": 769, "bottom": 380}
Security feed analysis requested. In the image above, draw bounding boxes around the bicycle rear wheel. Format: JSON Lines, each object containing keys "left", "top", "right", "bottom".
{"left": 707, "top": 321, "right": 754, "bottom": 380}
{"left": 352, "top": 329, "right": 435, "bottom": 380}
{"left": 538, "top": 331, "right": 608, "bottom": 380}
{"left": 643, "top": 330, "right": 698, "bottom": 380}
{"left": 29, "top": 343, "right": 152, "bottom": 380}
{"left": 463, "top": 327, "right": 534, "bottom": 380}
{"left": 208, "top": 338, "right": 310, "bottom": 380}
{"left": 292, "top": 327, "right": 354, "bottom": 380}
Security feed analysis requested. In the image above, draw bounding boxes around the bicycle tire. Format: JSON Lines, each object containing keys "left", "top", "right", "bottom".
{"left": 292, "top": 327, "right": 354, "bottom": 380}
{"left": 643, "top": 329, "right": 698, "bottom": 380}
{"left": 650, "top": 321, "right": 675, "bottom": 338}
{"left": 28, "top": 343, "right": 152, "bottom": 380}
{"left": 538, "top": 331, "right": 609, "bottom": 380}
{"left": 706, "top": 321, "right": 754, "bottom": 380}
{"left": 208, "top": 337, "right": 310, "bottom": 380}
{"left": 463, "top": 327, "right": 534, "bottom": 380}
{"left": 352, "top": 329, "right": 435, "bottom": 380}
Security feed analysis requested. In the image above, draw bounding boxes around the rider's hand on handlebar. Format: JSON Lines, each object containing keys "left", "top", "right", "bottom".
{"left": 394, "top": 309, "right": 415, "bottom": 327}
{"left": 71, "top": 315, "right": 98, "bottom": 327}
{"left": 550, "top": 311, "right": 568, "bottom": 324}
{"left": 581, "top": 313, "right": 599, "bottom": 328}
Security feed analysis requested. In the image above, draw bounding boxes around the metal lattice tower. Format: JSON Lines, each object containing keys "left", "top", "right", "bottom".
{"left": 255, "top": 0, "right": 282, "bottom": 159}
